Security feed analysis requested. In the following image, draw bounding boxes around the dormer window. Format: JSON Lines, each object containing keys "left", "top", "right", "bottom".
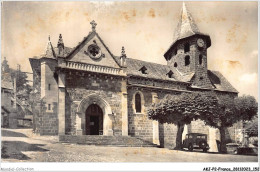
{"left": 167, "top": 70, "right": 174, "bottom": 78}
{"left": 139, "top": 66, "right": 148, "bottom": 74}
{"left": 184, "top": 43, "right": 190, "bottom": 53}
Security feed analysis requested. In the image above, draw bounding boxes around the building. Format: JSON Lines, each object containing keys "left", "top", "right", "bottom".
{"left": 1, "top": 60, "right": 17, "bottom": 128}
{"left": 29, "top": 3, "right": 238, "bottom": 149}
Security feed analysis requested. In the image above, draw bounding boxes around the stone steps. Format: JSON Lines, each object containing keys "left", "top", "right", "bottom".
{"left": 59, "top": 135, "right": 158, "bottom": 147}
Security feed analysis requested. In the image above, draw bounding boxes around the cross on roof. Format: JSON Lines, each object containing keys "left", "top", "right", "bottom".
{"left": 90, "top": 20, "right": 97, "bottom": 31}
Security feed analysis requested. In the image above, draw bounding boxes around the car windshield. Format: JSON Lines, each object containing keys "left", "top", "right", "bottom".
{"left": 197, "top": 135, "right": 206, "bottom": 139}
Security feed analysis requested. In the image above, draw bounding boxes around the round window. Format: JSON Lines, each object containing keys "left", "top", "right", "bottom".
{"left": 87, "top": 44, "right": 102, "bottom": 59}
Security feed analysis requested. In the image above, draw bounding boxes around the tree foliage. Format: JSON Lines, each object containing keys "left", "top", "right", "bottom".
{"left": 234, "top": 95, "right": 258, "bottom": 122}
{"left": 1, "top": 57, "right": 32, "bottom": 99}
{"left": 148, "top": 92, "right": 217, "bottom": 124}
{"left": 147, "top": 92, "right": 217, "bottom": 149}
{"left": 201, "top": 94, "right": 258, "bottom": 152}
{"left": 148, "top": 91, "right": 258, "bottom": 152}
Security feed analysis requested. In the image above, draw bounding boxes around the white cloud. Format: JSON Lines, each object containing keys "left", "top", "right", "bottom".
{"left": 239, "top": 73, "right": 258, "bottom": 84}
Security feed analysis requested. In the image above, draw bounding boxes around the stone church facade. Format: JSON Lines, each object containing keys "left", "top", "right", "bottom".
{"left": 29, "top": 3, "right": 238, "bottom": 149}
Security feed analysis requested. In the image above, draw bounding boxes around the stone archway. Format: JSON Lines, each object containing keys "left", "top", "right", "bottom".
{"left": 85, "top": 104, "right": 103, "bottom": 135}
{"left": 76, "top": 94, "right": 113, "bottom": 136}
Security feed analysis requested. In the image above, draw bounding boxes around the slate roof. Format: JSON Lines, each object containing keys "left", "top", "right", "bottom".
{"left": 114, "top": 56, "right": 195, "bottom": 83}
{"left": 1, "top": 72, "right": 13, "bottom": 90}
{"left": 54, "top": 46, "right": 73, "bottom": 57}
{"left": 114, "top": 56, "right": 237, "bottom": 93}
{"left": 164, "top": 2, "right": 211, "bottom": 60}
{"left": 208, "top": 70, "right": 238, "bottom": 93}
{"left": 173, "top": 2, "right": 201, "bottom": 43}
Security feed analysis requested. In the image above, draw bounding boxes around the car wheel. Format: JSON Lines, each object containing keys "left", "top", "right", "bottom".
{"left": 199, "top": 141, "right": 207, "bottom": 149}
{"left": 188, "top": 144, "right": 193, "bottom": 151}
{"left": 203, "top": 148, "right": 207, "bottom": 152}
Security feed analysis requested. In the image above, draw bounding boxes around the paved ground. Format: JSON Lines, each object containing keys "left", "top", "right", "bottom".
{"left": 1, "top": 128, "right": 258, "bottom": 162}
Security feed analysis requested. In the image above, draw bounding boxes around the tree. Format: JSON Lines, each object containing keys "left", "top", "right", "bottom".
{"left": 201, "top": 95, "right": 258, "bottom": 153}
{"left": 234, "top": 95, "right": 258, "bottom": 122}
{"left": 1, "top": 57, "right": 32, "bottom": 100}
{"left": 147, "top": 92, "right": 217, "bottom": 150}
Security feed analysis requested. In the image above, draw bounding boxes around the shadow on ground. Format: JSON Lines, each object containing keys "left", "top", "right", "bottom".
{"left": 1, "top": 129, "right": 28, "bottom": 137}
{"left": 1, "top": 141, "right": 49, "bottom": 160}
{"left": 179, "top": 149, "right": 258, "bottom": 156}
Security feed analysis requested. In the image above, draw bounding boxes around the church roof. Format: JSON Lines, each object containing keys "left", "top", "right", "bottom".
{"left": 173, "top": 2, "right": 201, "bottom": 42}
{"left": 164, "top": 2, "right": 211, "bottom": 60}
{"left": 54, "top": 46, "right": 72, "bottom": 57}
{"left": 114, "top": 56, "right": 237, "bottom": 93}
{"left": 114, "top": 56, "right": 194, "bottom": 83}
{"left": 208, "top": 70, "right": 238, "bottom": 93}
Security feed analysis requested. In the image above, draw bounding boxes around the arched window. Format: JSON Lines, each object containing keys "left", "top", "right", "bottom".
{"left": 185, "top": 55, "right": 190, "bottom": 66}
{"left": 174, "top": 62, "right": 178, "bottom": 68}
{"left": 184, "top": 43, "right": 190, "bottom": 53}
{"left": 135, "top": 93, "right": 141, "bottom": 113}
{"left": 199, "top": 55, "right": 203, "bottom": 65}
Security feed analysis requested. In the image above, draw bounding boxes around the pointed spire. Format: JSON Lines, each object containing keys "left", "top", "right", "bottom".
{"left": 173, "top": 2, "right": 200, "bottom": 41}
{"left": 45, "top": 35, "right": 56, "bottom": 58}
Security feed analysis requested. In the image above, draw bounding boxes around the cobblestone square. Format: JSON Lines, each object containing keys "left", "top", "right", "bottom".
{"left": 1, "top": 129, "right": 258, "bottom": 162}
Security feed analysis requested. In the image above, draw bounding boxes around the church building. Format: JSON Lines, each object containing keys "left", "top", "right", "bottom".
{"left": 29, "top": 3, "right": 238, "bottom": 149}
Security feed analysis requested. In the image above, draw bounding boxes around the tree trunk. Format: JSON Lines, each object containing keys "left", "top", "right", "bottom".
{"left": 175, "top": 122, "right": 184, "bottom": 150}
{"left": 219, "top": 127, "right": 227, "bottom": 153}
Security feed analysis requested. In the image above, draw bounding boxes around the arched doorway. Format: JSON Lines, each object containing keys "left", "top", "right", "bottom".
{"left": 85, "top": 104, "right": 103, "bottom": 135}
{"left": 76, "top": 94, "right": 113, "bottom": 136}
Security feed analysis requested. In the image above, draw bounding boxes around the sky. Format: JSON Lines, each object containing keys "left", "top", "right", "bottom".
{"left": 1, "top": 1, "right": 258, "bottom": 99}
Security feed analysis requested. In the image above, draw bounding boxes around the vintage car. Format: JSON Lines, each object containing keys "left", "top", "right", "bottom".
{"left": 182, "top": 133, "right": 210, "bottom": 152}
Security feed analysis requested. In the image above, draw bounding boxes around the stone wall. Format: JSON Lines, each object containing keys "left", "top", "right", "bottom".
{"left": 167, "top": 36, "right": 212, "bottom": 88}
{"left": 34, "top": 99, "right": 58, "bottom": 135}
{"left": 159, "top": 123, "right": 177, "bottom": 149}
{"left": 127, "top": 88, "right": 154, "bottom": 142}
{"left": 32, "top": 58, "right": 59, "bottom": 135}
{"left": 65, "top": 71, "right": 123, "bottom": 136}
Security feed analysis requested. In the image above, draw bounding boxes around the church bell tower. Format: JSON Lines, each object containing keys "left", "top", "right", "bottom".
{"left": 164, "top": 2, "right": 213, "bottom": 88}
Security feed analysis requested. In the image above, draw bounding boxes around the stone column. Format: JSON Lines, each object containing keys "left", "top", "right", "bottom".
{"left": 58, "top": 71, "right": 66, "bottom": 135}
{"left": 208, "top": 126, "right": 218, "bottom": 152}
{"left": 76, "top": 113, "right": 82, "bottom": 135}
{"left": 182, "top": 124, "right": 188, "bottom": 142}
{"left": 106, "top": 114, "right": 114, "bottom": 136}
{"left": 121, "top": 78, "right": 128, "bottom": 136}
{"left": 152, "top": 92, "right": 159, "bottom": 145}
